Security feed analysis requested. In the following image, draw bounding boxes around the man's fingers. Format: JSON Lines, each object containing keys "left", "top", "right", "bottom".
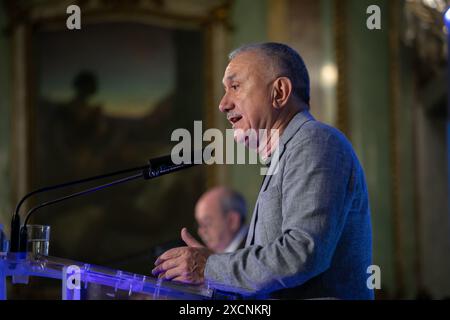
{"left": 151, "top": 245, "right": 208, "bottom": 285}
{"left": 154, "top": 247, "right": 184, "bottom": 266}
{"left": 171, "top": 275, "right": 203, "bottom": 285}
{"left": 151, "top": 257, "right": 181, "bottom": 276}
{"left": 181, "top": 227, "right": 203, "bottom": 248}
{"left": 171, "top": 276, "right": 190, "bottom": 284}
{"left": 162, "top": 266, "right": 185, "bottom": 281}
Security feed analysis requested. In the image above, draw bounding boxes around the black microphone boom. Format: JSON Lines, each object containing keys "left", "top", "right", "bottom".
{"left": 10, "top": 149, "right": 208, "bottom": 253}
{"left": 9, "top": 164, "right": 148, "bottom": 252}
{"left": 144, "top": 148, "right": 209, "bottom": 179}
{"left": 144, "top": 155, "right": 196, "bottom": 179}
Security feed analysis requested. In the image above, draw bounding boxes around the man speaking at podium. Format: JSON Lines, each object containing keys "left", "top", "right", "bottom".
{"left": 152, "top": 43, "right": 374, "bottom": 300}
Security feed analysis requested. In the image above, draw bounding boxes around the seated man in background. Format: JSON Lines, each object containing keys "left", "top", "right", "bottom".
{"left": 195, "top": 186, "right": 248, "bottom": 253}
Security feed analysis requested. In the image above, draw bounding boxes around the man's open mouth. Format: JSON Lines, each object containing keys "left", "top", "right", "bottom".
{"left": 228, "top": 115, "right": 242, "bottom": 127}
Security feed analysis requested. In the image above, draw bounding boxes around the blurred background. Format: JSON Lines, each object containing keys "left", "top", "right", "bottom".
{"left": 0, "top": 0, "right": 449, "bottom": 299}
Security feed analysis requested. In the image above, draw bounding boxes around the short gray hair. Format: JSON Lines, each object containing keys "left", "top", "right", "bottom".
{"left": 220, "top": 189, "right": 247, "bottom": 225}
{"left": 229, "top": 42, "right": 310, "bottom": 105}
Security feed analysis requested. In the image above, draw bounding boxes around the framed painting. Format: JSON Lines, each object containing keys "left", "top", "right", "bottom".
{"left": 6, "top": 0, "right": 231, "bottom": 284}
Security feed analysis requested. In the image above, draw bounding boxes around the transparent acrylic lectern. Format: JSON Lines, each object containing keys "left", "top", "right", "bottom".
{"left": 0, "top": 252, "right": 241, "bottom": 300}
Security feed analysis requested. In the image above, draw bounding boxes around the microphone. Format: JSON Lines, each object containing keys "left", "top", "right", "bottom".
{"left": 9, "top": 164, "right": 148, "bottom": 252}
{"left": 11, "top": 148, "right": 210, "bottom": 253}
{"left": 144, "top": 148, "right": 208, "bottom": 179}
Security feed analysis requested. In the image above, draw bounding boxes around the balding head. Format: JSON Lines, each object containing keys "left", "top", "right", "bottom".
{"left": 195, "top": 187, "right": 247, "bottom": 253}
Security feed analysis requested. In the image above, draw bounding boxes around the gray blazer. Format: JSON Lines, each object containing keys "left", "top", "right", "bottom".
{"left": 205, "top": 110, "right": 374, "bottom": 299}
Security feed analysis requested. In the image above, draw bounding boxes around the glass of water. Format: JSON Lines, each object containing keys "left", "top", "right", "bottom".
{"left": 26, "top": 225, "right": 50, "bottom": 256}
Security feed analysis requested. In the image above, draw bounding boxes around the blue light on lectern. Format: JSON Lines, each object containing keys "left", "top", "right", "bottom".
{"left": 445, "top": 7, "right": 450, "bottom": 25}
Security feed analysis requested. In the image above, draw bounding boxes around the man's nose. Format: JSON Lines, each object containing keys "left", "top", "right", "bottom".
{"left": 218, "top": 94, "right": 234, "bottom": 113}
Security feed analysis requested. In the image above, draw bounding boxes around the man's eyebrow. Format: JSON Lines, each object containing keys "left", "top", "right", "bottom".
{"left": 223, "top": 75, "right": 239, "bottom": 88}
{"left": 223, "top": 74, "right": 237, "bottom": 83}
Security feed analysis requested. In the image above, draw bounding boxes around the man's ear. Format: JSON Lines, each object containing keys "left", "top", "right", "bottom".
{"left": 227, "top": 211, "right": 242, "bottom": 233}
{"left": 272, "top": 77, "right": 293, "bottom": 109}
